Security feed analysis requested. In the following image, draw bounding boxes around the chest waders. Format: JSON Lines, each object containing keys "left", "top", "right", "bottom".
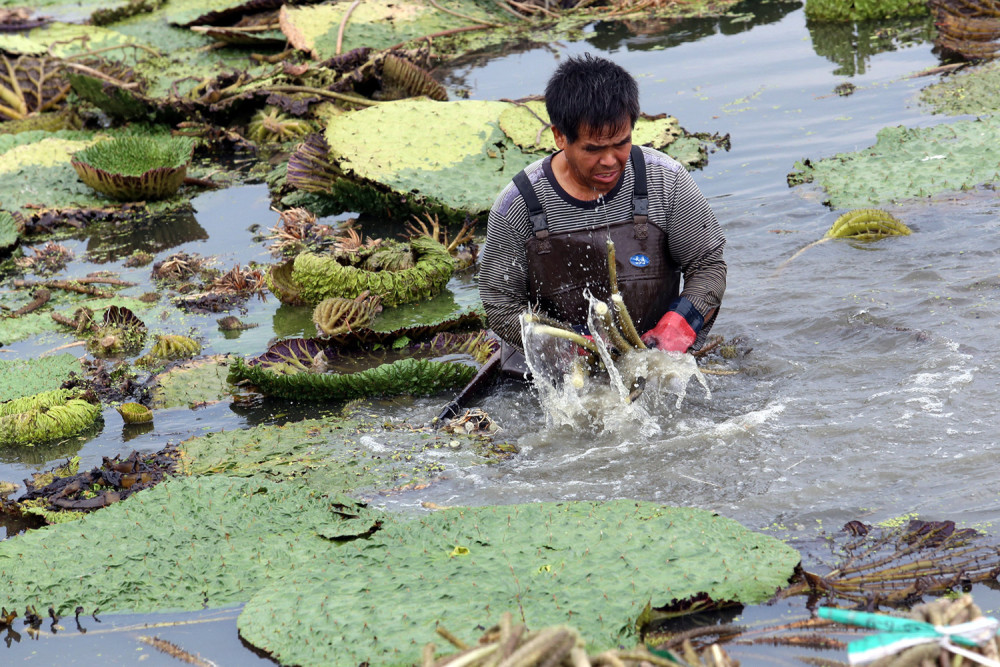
{"left": 500, "top": 145, "right": 681, "bottom": 376}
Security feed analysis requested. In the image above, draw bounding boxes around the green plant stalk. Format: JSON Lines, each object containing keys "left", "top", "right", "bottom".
{"left": 529, "top": 325, "right": 600, "bottom": 355}
{"left": 592, "top": 301, "right": 631, "bottom": 354}
{"left": 2, "top": 58, "right": 27, "bottom": 118}
{"left": 611, "top": 294, "right": 646, "bottom": 349}
{"left": 607, "top": 238, "right": 619, "bottom": 295}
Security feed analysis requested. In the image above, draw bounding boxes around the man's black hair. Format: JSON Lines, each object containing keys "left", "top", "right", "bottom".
{"left": 544, "top": 53, "right": 640, "bottom": 145}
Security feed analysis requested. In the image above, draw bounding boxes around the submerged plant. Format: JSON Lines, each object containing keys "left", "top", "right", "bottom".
{"left": 777, "top": 209, "right": 911, "bottom": 273}
{"left": 13, "top": 242, "right": 73, "bottom": 274}
{"left": 71, "top": 135, "right": 194, "bottom": 201}
{"left": 773, "top": 519, "right": 1000, "bottom": 608}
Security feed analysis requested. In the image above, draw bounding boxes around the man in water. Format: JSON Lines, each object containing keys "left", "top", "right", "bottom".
{"left": 478, "top": 54, "right": 727, "bottom": 364}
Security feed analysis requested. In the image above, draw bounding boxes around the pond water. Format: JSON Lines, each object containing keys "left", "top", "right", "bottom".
{"left": 5, "top": 0, "right": 1000, "bottom": 662}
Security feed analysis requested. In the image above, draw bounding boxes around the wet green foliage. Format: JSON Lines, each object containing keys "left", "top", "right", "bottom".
{"left": 232, "top": 355, "right": 477, "bottom": 401}
{"left": 72, "top": 135, "right": 194, "bottom": 201}
{"left": 0, "top": 475, "right": 370, "bottom": 614}
{"left": 0, "top": 354, "right": 82, "bottom": 402}
{"left": 0, "top": 296, "right": 153, "bottom": 345}
{"left": 0, "top": 388, "right": 101, "bottom": 446}
{"left": 178, "top": 414, "right": 497, "bottom": 493}
{"left": 920, "top": 60, "right": 1000, "bottom": 116}
{"left": 278, "top": 236, "right": 455, "bottom": 307}
{"left": 805, "top": 0, "right": 927, "bottom": 21}
{"left": 0, "top": 210, "right": 19, "bottom": 251}
{"left": 148, "top": 356, "right": 235, "bottom": 409}
{"left": 238, "top": 500, "right": 800, "bottom": 666}
{"left": 787, "top": 116, "right": 1000, "bottom": 207}
{"left": 281, "top": 0, "right": 506, "bottom": 58}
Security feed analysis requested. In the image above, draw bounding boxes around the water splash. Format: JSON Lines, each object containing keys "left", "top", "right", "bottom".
{"left": 519, "top": 298, "right": 710, "bottom": 437}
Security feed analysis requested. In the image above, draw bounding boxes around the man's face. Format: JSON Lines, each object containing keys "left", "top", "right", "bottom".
{"left": 552, "top": 122, "right": 632, "bottom": 196}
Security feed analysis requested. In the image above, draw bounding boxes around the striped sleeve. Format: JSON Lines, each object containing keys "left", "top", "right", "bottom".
{"left": 478, "top": 182, "right": 534, "bottom": 349}
{"left": 646, "top": 149, "right": 727, "bottom": 347}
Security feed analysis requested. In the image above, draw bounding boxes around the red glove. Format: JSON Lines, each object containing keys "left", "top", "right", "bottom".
{"left": 641, "top": 312, "right": 696, "bottom": 352}
{"left": 576, "top": 334, "right": 594, "bottom": 356}
{"left": 641, "top": 298, "right": 704, "bottom": 353}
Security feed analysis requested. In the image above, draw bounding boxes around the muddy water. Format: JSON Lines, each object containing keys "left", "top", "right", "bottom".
{"left": 5, "top": 0, "right": 1000, "bottom": 661}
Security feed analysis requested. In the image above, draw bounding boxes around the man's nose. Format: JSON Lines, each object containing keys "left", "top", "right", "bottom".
{"left": 599, "top": 151, "right": 617, "bottom": 166}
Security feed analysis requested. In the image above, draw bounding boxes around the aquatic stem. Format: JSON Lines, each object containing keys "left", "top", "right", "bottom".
{"left": 592, "top": 300, "right": 630, "bottom": 354}
{"left": 530, "top": 325, "right": 601, "bottom": 356}
{"left": 264, "top": 85, "right": 378, "bottom": 107}
{"left": 611, "top": 294, "right": 646, "bottom": 349}
{"left": 428, "top": 0, "right": 507, "bottom": 27}
{"left": 336, "top": 0, "right": 363, "bottom": 55}
{"left": 607, "top": 238, "right": 619, "bottom": 295}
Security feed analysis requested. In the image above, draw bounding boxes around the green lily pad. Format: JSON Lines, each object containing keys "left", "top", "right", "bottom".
{"left": 0, "top": 129, "right": 197, "bottom": 216}
{"left": 498, "top": 100, "right": 685, "bottom": 157}
{"left": 320, "top": 99, "right": 537, "bottom": 217}
{"left": 0, "top": 296, "right": 155, "bottom": 346}
{"left": 178, "top": 414, "right": 498, "bottom": 493}
{"left": 280, "top": 0, "right": 502, "bottom": 59}
{"left": 312, "top": 99, "right": 710, "bottom": 221}
{"left": 920, "top": 60, "right": 1000, "bottom": 116}
{"left": 0, "top": 354, "right": 83, "bottom": 402}
{"left": 71, "top": 134, "right": 194, "bottom": 201}
{"left": 0, "top": 475, "right": 372, "bottom": 614}
{"left": 149, "top": 355, "right": 235, "bottom": 409}
{"left": 787, "top": 116, "right": 1000, "bottom": 207}
{"left": 0, "top": 210, "right": 18, "bottom": 252}
{"left": 238, "top": 500, "right": 801, "bottom": 667}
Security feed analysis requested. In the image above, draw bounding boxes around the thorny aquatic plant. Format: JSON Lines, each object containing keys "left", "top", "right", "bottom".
{"left": 379, "top": 54, "right": 448, "bottom": 101}
{"left": 272, "top": 235, "right": 454, "bottom": 307}
{"left": 404, "top": 212, "right": 478, "bottom": 270}
{"left": 71, "top": 135, "right": 194, "bottom": 201}
{"left": 13, "top": 242, "right": 73, "bottom": 275}
{"left": 0, "top": 56, "right": 71, "bottom": 121}
{"left": 151, "top": 252, "right": 211, "bottom": 282}
{"left": 246, "top": 106, "right": 315, "bottom": 144}
{"left": 772, "top": 519, "right": 1000, "bottom": 609}
{"left": 285, "top": 133, "right": 343, "bottom": 193}
{"left": 86, "top": 305, "right": 147, "bottom": 357}
{"left": 266, "top": 206, "right": 340, "bottom": 256}
{"left": 136, "top": 334, "right": 201, "bottom": 369}
{"left": 208, "top": 264, "right": 267, "bottom": 295}
{"left": 312, "top": 291, "right": 383, "bottom": 336}
{"left": 0, "top": 388, "right": 101, "bottom": 447}
{"left": 776, "top": 208, "right": 911, "bottom": 274}
{"left": 115, "top": 402, "right": 152, "bottom": 424}
{"left": 931, "top": 0, "right": 1000, "bottom": 60}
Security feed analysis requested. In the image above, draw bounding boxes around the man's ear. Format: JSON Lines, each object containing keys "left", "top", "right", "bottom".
{"left": 551, "top": 125, "right": 567, "bottom": 150}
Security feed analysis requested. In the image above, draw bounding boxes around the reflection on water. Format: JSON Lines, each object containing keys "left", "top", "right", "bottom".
{"left": 84, "top": 206, "right": 208, "bottom": 264}
{"left": 807, "top": 15, "right": 935, "bottom": 76}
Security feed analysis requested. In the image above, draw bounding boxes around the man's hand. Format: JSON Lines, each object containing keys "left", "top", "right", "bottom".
{"left": 641, "top": 312, "right": 696, "bottom": 352}
{"left": 576, "top": 334, "right": 594, "bottom": 356}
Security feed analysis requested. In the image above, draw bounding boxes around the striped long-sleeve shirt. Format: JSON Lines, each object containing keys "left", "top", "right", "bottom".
{"left": 478, "top": 145, "right": 727, "bottom": 350}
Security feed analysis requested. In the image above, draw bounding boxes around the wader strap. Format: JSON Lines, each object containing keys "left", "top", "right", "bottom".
{"left": 630, "top": 145, "right": 649, "bottom": 240}
{"left": 513, "top": 170, "right": 551, "bottom": 254}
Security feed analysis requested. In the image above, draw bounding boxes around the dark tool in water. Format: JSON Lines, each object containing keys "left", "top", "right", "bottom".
{"left": 435, "top": 348, "right": 502, "bottom": 425}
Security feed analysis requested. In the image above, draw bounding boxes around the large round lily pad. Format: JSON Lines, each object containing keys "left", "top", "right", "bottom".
{"left": 238, "top": 500, "right": 801, "bottom": 666}
{"left": 788, "top": 116, "right": 1000, "bottom": 207}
